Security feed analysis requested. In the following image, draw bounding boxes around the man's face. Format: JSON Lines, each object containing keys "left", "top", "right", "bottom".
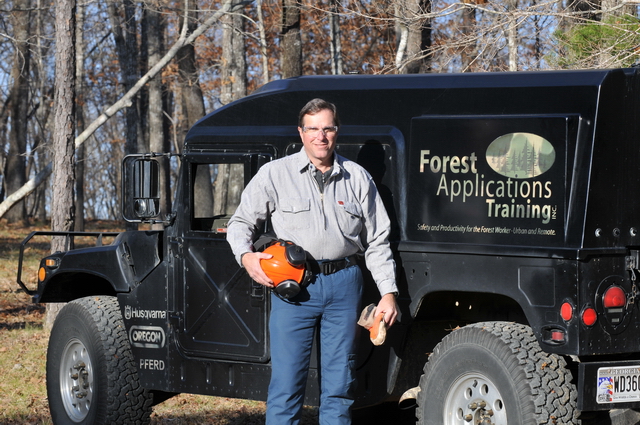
{"left": 298, "top": 108, "right": 338, "bottom": 169}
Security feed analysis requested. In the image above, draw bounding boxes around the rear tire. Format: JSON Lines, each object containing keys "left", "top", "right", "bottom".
{"left": 47, "top": 296, "right": 153, "bottom": 424}
{"left": 416, "top": 321, "right": 580, "bottom": 425}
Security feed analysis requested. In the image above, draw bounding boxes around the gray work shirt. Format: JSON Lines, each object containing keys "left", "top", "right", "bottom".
{"left": 226, "top": 148, "right": 398, "bottom": 297}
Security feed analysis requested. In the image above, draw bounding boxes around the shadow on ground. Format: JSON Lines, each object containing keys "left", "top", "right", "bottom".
{"left": 352, "top": 402, "right": 416, "bottom": 424}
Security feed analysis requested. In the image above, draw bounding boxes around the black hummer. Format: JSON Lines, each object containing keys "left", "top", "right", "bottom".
{"left": 17, "top": 67, "right": 640, "bottom": 424}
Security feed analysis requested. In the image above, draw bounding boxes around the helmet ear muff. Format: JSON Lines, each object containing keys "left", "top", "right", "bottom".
{"left": 274, "top": 280, "right": 301, "bottom": 298}
{"left": 260, "top": 240, "right": 308, "bottom": 299}
{"left": 285, "top": 243, "right": 306, "bottom": 266}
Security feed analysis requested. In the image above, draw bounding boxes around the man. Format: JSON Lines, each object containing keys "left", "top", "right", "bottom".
{"left": 226, "top": 98, "right": 398, "bottom": 425}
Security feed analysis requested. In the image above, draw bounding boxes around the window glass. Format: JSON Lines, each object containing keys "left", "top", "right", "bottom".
{"left": 192, "top": 163, "right": 245, "bottom": 233}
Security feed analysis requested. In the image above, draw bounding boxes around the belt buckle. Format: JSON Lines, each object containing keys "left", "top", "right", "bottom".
{"left": 323, "top": 261, "right": 337, "bottom": 275}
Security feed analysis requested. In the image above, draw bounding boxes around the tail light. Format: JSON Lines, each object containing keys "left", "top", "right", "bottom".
{"left": 603, "top": 286, "right": 626, "bottom": 309}
{"left": 581, "top": 307, "right": 597, "bottom": 327}
{"left": 560, "top": 302, "right": 573, "bottom": 322}
{"left": 600, "top": 284, "right": 628, "bottom": 326}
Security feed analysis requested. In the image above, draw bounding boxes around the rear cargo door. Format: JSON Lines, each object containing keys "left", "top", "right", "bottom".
{"left": 175, "top": 151, "right": 272, "bottom": 362}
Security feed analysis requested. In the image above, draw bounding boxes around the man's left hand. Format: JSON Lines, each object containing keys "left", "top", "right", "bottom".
{"left": 376, "top": 293, "right": 398, "bottom": 327}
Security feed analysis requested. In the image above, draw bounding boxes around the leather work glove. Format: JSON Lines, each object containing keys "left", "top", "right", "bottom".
{"left": 357, "top": 303, "right": 387, "bottom": 346}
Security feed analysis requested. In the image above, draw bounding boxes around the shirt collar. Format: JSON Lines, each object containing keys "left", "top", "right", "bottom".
{"left": 295, "top": 147, "right": 344, "bottom": 177}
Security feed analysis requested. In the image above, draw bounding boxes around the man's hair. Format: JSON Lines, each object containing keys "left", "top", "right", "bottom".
{"left": 298, "top": 98, "right": 340, "bottom": 128}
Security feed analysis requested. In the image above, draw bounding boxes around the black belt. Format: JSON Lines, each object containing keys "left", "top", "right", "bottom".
{"left": 311, "top": 255, "right": 359, "bottom": 275}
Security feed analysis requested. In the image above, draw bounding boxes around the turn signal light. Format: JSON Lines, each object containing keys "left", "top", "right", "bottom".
{"left": 582, "top": 307, "right": 597, "bottom": 327}
{"left": 39, "top": 257, "right": 60, "bottom": 282}
{"left": 603, "top": 286, "right": 626, "bottom": 309}
{"left": 38, "top": 267, "right": 46, "bottom": 282}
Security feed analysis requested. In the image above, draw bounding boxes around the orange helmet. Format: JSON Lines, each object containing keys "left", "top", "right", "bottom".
{"left": 260, "top": 241, "right": 307, "bottom": 298}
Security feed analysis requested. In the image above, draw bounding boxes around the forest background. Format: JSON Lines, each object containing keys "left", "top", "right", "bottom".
{"left": 1, "top": 0, "right": 640, "bottom": 231}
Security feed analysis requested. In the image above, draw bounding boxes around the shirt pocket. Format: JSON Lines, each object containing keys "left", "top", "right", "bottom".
{"left": 336, "top": 200, "right": 363, "bottom": 238}
{"left": 280, "top": 197, "right": 311, "bottom": 229}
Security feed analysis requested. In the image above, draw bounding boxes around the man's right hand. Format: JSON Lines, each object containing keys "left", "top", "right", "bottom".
{"left": 241, "top": 252, "right": 275, "bottom": 287}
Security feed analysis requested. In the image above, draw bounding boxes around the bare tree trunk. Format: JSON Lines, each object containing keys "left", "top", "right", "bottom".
{"left": 531, "top": 12, "right": 543, "bottom": 69}
{"left": 74, "top": 0, "right": 86, "bottom": 231}
{"left": 178, "top": 0, "right": 212, "bottom": 214}
{"left": 220, "top": 1, "right": 247, "bottom": 106}
{"left": 33, "top": 0, "right": 50, "bottom": 222}
{"left": 140, "top": 5, "right": 150, "bottom": 154}
{"left": 404, "top": 0, "right": 431, "bottom": 73}
{"left": 395, "top": 0, "right": 431, "bottom": 74}
{"left": 506, "top": 0, "right": 518, "bottom": 71}
{"left": 218, "top": 0, "right": 247, "bottom": 214}
{"left": 47, "top": 0, "right": 77, "bottom": 330}
{"left": 329, "top": 0, "right": 343, "bottom": 75}
{"left": 177, "top": 0, "right": 206, "bottom": 141}
{"left": 147, "top": 0, "right": 171, "bottom": 223}
{"left": 4, "top": 0, "right": 31, "bottom": 224}
{"left": 213, "top": 164, "right": 230, "bottom": 216}
{"left": 109, "top": 0, "right": 139, "bottom": 233}
{"left": 51, "top": 0, "right": 77, "bottom": 247}
{"left": 108, "top": 0, "right": 139, "bottom": 157}
{"left": 0, "top": 102, "right": 6, "bottom": 195}
{"left": 281, "top": 0, "right": 301, "bottom": 78}
{"left": 460, "top": 4, "right": 477, "bottom": 72}
{"left": 395, "top": 4, "right": 409, "bottom": 72}
{"left": 256, "top": 0, "right": 270, "bottom": 84}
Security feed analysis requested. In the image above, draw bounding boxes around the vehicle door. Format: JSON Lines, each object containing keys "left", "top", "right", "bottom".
{"left": 175, "top": 151, "right": 273, "bottom": 362}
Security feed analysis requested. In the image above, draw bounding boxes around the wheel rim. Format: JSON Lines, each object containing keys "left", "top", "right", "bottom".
{"left": 59, "top": 338, "right": 94, "bottom": 422}
{"left": 443, "top": 372, "right": 507, "bottom": 425}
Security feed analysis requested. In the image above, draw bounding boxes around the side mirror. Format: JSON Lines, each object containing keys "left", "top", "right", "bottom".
{"left": 122, "top": 154, "right": 171, "bottom": 223}
{"left": 133, "top": 159, "right": 160, "bottom": 218}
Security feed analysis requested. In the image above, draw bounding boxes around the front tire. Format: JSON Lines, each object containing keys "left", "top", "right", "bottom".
{"left": 416, "top": 321, "right": 579, "bottom": 425}
{"left": 47, "top": 296, "right": 153, "bottom": 424}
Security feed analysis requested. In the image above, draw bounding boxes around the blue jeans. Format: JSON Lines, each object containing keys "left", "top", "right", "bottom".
{"left": 266, "top": 265, "right": 363, "bottom": 425}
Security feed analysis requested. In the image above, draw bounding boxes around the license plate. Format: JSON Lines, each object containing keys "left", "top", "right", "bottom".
{"left": 597, "top": 366, "right": 640, "bottom": 403}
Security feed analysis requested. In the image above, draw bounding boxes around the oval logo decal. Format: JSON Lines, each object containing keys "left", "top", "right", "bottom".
{"left": 486, "top": 133, "right": 556, "bottom": 179}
